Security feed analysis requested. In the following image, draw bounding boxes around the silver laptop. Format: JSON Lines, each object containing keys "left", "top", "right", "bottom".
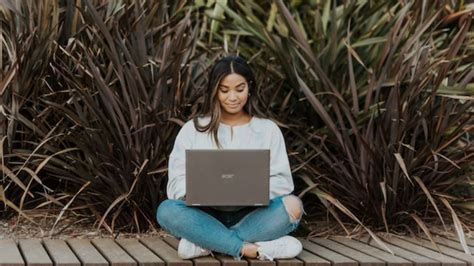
{"left": 185, "top": 149, "right": 270, "bottom": 206}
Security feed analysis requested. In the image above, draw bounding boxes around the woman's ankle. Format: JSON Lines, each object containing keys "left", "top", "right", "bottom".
{"left": 240, "top": 243, "right": 259, "bottom": 258}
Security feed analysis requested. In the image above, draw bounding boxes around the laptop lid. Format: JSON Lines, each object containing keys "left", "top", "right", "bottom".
{"left": 185, "top": 149, "right": 270, "bottom": 206}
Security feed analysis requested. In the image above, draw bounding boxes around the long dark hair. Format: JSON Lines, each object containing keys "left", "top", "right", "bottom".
{"left": 192, "top": 55, "right": 266, "bottom": 148}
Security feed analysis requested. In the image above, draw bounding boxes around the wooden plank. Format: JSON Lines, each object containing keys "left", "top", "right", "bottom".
{"left": 245, "top": 257, "right": 275, "bottom": 266}
{"left": 140, "top": 237, "right": 192, "bottom": 266}
{"left": 215, "top": 254, "right": 248, "bottom": 266}
{"left": 294, "top": 246, "right": 331, "bottom": 266}
{"left": 330, "top": 236, "right": 412, "bottom": 266}
{"left": 382, "top": 235, "right": 466, "bottom": 266}
{"left": 359, "top": 236, "right": 440, "bottom": 266}
{"left": 423, "top": 236, "right": 474, "bottom": 254}
{"left": 396, "top": 236, "right": 474, "bottom": 264}
{"left": 465, "top": 237, "right": 474, "bottom": 247}
{"left": 18, "top": 239, "right": 53, "bottom": 266}
{"left": 92, "top": 239, "right": 137, "bottom": 266}
{"left": 195, "top": 256, "right": 228, "bottom": 266}
{"left": 299, "top": 238, "right": 357, "bottom": 266}
{"left": 162, "top": 236, "right": 221, "bottom": 266}
{"left": 116, "top": 238, "right": 165, "bottom": 266}
{"left": 274, "top": 257, "right": 303, "bottom": 266}
{"left": 0, "top": 239, "right": 24, "bottom": 266}
{"left": 444, "top": 235, "right": 474, "bottom": 248}
{"left": 43, "top": 239, "right": 81, "bottom": 266}
{"left": 66, "top": 238, "right": 108, "bottom": 266}
{"left": 310, "top": 238, "right": 384, "bottom": 266}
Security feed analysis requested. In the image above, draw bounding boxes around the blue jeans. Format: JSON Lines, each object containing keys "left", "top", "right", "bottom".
{"left": 156, "top": 194, "right": 303, "bottom": 260}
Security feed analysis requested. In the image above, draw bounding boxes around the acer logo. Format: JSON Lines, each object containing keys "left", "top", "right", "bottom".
{"left": 221, "top": 174, "right": 234, "bottom": 179}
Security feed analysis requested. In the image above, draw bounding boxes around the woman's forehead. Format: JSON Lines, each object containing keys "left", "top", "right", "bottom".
{"left": 220, "top": 73, "right": 247, "bottom": 87}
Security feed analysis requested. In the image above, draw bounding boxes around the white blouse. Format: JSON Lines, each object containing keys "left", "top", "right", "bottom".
{"left": 166, "top": 116, "right": 294, "bottom": 202}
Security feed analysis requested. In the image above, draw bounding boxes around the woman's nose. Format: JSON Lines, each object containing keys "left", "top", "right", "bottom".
{"left": 228, "top": 91, "right": 238, "bottom": 100}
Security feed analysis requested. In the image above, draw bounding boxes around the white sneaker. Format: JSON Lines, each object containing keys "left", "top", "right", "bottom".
{"left": 177, "top": 238, "right": 212, "bottom": 259}
{"left": 255, "top": 236, "right": 303, "bottom": 261}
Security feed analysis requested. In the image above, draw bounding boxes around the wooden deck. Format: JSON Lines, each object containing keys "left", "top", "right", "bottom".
{"left": 0, "top": 234, "right": 473, "bottom": 266}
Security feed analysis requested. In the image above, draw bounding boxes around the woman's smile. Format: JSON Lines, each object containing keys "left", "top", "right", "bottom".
{"left": 218, "top": 73, "right": 249, "bottom": 116}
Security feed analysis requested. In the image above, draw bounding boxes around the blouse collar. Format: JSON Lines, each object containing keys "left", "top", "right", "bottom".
{"left": 197, "top": 115, "right": 264, "bottom": 133}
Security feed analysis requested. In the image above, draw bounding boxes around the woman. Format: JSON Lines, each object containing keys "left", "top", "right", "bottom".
{"left": 156, "top": 56, "right": 304, "bottom": 261}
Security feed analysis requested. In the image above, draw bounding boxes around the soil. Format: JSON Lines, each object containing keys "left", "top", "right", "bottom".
{"left": 1, "top": 209, "right": 472, "bottom": 241}
{"left": 0, "top": 209, "right": 318, "bottom": 240}
{"left": 0, "top": 209, "right": 170, "bottom": 240}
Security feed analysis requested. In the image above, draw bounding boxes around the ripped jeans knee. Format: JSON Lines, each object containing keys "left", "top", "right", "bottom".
{"left": 282, "top": 195, "right": 305, "bottom": 227}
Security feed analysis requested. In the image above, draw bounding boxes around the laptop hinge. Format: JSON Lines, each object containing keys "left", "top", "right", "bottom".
{"left": 254, "top": 203, "right": 263, "bottom": 206}
{"left": 191, "top": 204, "right": 201, "bottom": 206}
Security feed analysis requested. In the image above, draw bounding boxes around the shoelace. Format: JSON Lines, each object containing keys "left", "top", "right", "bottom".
{"left": 256, "top": 240, "right": 291, "bottom": 261}
{"left": 257, "top": 250, "right": 274, "bottom": 261}
{"left": 200, "top": 247, "right": 215, "bottom": 257}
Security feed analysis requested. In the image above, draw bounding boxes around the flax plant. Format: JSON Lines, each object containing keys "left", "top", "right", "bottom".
{"left": 0, "top": 0, "right": 210, "bottom": 232}
{"left": 214, "top": 0, "right": 473, "bottom": 249}
{"left": 1, "top": 0, "right": 472, "bottom": 244}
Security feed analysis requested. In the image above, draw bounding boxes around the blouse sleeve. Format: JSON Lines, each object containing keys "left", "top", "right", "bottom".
{"left": 166, "top": 121, "right": 193, "bottom": 200}
{"left": 269, "top": 122, "right": 294, "bottom": 199}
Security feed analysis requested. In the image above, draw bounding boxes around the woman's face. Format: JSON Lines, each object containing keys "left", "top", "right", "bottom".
{"left": 217, "top": 73, "right": 249, "bottom": 116}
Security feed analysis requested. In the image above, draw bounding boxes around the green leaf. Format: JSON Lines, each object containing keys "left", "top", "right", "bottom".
{"left": 352, "top": 37, "right": 387, "bottom": 48}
